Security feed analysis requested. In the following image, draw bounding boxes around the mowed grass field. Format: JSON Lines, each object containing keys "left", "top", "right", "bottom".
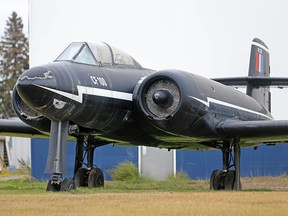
{"left": 0, "top": 176, "right": 288, "bottom": 216}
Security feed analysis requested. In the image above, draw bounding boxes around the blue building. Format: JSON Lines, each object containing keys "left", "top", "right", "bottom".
{"left": 31, "top": 138, "right": 288, "bottom": 180}
{"left": 177, "top": 144, "right": 288, "bottom": 179}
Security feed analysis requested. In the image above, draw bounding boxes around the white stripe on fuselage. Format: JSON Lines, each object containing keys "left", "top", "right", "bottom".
{"left": 189, "top": 96, "right": 273, "bottom": 120}
{"left": 36, "top": 85, "right": 133, "bottom": 103}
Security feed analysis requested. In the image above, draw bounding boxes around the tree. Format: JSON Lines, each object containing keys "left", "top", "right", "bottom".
{"left": 0, "top": 12, "right": 29, "bottom": 118}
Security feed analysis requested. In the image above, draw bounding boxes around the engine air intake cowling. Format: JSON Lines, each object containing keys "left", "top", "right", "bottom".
{"left": 145, "top": 79, "right": 180, "bottom": 118}
{"left": 133, "top": 70, "right": 187, "bottom": 122}
{"left": 133, "top": 70, "right": 203, "bottom": 137}
{"left": 12, "top": 87, "right": 51, "bottom": 133}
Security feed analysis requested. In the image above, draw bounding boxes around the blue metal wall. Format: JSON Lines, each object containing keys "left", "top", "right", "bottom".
{"left": 177, "top": 144, "right": 288, "bottom": 179}
{"left": 31, "top": 139, "right": 138, "bottom": 180}
{"left": 31, "top": 138, "right": 288, "bottom": 180}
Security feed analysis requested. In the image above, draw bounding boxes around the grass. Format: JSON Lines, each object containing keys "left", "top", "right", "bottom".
{"left": 0, "top": 189, "right": 288, "bottom": 216}
{"left": 0, "top": 174, "right": 209, "bottom": 194}
{"left": 0, "top": 178, "right": 46, "bottom": 194}
{"left": 1, "top": 171, "right": 288, "bottom": 194}
{"left": 0, "top": 175, "right": 288, "bottom": 216}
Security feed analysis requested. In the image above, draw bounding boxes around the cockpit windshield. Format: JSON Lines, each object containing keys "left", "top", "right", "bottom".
{"left": 55, "top": 42, "right": 141, "bottom": 67}
{"left": 56, "top": 43, "right": 97, "bottom": 65}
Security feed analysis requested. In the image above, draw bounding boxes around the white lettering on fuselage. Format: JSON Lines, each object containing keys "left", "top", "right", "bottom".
{"left": 90, "top": 76, "right": 107, "bottom": 87}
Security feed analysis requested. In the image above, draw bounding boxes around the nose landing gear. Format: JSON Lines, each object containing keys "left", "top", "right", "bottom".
{"left": 45, "top": 120, "right": 77, "bottom": 192}
{"left": 45, "top": 120, "right": 105, "bottom": 192}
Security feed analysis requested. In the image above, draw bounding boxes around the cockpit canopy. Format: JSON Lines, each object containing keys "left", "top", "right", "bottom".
{"left": 55, "top": 42, "right": 141, "bottom": 67}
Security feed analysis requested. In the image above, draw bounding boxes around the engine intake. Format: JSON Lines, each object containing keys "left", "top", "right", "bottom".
{"left": 133, "top": 69, "right": 205, "bottom": 137}
{"left": 146, "top": 79, "right": 180, "bottom": 118}
{"left": 133, "top": 70, "right": 187, "bottom": 122}
{"left": 12, "top": 87, "right": 51, "bottom": 132}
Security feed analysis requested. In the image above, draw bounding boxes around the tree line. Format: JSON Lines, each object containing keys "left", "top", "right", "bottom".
{"left": 0, "top": 12, "right": 29, "bottom": 118}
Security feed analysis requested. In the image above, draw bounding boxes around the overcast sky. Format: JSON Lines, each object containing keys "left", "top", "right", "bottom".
{"left": 1, "top": 0, "right": 288, "bottom": 120}
{"left": 0, "top": 0, "right": 28, "bottom": 36}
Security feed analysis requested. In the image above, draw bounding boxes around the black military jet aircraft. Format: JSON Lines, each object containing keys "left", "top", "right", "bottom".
{"left": 3, "top": 38, "right": 288, "bottom": 191}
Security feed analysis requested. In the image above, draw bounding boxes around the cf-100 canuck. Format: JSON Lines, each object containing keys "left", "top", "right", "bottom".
{"left": 2, "top": 38, "right": 288, "bottom": 191}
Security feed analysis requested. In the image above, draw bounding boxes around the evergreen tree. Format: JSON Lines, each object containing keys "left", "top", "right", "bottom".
{"left": 0, "top": 12, "right": 29, "bottom": 118}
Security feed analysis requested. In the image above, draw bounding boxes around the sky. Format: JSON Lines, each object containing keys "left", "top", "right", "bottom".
{"left": 0, "top": 0, "right": 28, "bottom": 36}
{"left": 1, "top": 0, "right": 288, "bottom": 120}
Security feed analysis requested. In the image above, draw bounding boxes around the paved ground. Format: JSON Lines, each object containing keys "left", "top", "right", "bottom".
{"left": 0, "top": 175, "right": 25, "bottom": 181}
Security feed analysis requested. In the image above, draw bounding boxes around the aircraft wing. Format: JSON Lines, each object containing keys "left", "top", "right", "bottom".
{"left": 216, "top": 119, "right": 288, "bottom": 144}
{"left": 213, "top": 77, "right": 288, "bottom": 88}
{"left": 0, "top": 119, "right": 45, "bottom": 138}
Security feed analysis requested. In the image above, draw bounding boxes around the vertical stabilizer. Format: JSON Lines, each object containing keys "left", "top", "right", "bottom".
{"left": 246, "top": 38, "right": 271, "bottom": 112}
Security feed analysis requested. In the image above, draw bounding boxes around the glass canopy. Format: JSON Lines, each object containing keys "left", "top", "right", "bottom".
{"left": 55, "top": 42, "right": 139, "bottom": 67}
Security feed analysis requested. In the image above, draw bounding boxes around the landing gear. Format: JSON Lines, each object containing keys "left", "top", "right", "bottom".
{"left": 88, "top": 168, "right": 104, "bottom": 188}
{"left": 45, "top": 120, "right": 76, "bottom": 192}
{"left": 210, "top": 138, "right": 242, "bottom": 191}
{"left": 45, "top": 120, "right": 105, "bottom": 192}
{"left": 74, "top": 167, "right": 105, "bottom": 188}
{"left": 46, "top": 176, "right": 76, "bottom": 192}
{"left": 73, "top": 136, "right": 105, "bottom": 188}
{"left": 74, "top": 167, "right": 88, "bottom": 187}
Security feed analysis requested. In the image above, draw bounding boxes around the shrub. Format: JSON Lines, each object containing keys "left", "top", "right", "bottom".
{"left": 109, "top": 161, "right": 140, "bottom": 182}
{"left": 17, "top": 157, "right": 31, "bottom": 175}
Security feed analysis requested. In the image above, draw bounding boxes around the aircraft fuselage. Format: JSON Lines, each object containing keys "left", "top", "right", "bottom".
{"left": 15, "top": 61, "right": 272, "bottom": 149}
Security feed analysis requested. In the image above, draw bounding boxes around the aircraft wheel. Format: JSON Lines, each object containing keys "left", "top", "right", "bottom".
{"left": 61, "top": 178, "right": 76, "bottom": 191}
{"left": 88, "top": 168, "right": 104, "bottom": 188}
{"left": 224, "top": 170, "right": 235, "bottom": 190}
{"left": 210, "top": 170, "right": 222, "bottom": 190}
{"left": 75, "top": 168, "right": 88, "bottom": 187}
{"left": 46, "top": 180, "right": 61, "bottom": 192}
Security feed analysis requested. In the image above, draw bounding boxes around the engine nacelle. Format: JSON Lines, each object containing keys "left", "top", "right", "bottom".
{"left": 12, "top": 87, "right": 51, "bottom": 132}
{"left": 133, "top": 70, "right": 200, "bottom": 136}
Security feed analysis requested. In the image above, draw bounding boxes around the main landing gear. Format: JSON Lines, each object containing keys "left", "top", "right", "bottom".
{"left": 45, "top": 120, "right": 105, "bottom": 192}
{"left": 74, "top": 136, "right": 105, "bottom": 188}
{"left": 210, "top": 138, "right": 242, "bottom": 191}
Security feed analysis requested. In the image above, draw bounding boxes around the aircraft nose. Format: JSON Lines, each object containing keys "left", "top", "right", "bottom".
{"left": 16, "top": 66, "right": 56, "bottom": 109}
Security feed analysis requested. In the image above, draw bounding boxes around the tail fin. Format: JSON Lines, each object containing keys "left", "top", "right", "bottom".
{"left": 246, "top": 38, "right": 271, "bottom": 112}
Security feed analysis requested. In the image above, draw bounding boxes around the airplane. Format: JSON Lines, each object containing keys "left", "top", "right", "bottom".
{"left": 2, "top": 38, "right": 288, "bottom": 191}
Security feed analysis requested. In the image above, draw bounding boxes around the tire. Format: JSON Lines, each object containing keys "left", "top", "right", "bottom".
{"left": 88, "top": 168, "right": 104, "bottom": 188}
{"left": 75, "top": 168, "right": 88, "bottom": 187}
{"left": 46, "top": 179, "right": 61, "bottom": 192}
{"left": 210, "top": 170, "right": 222, "bottom": 190}
{"left": 61, "top": 178, "right": 76, "bottom": 191}
{"left": 224, "top": 170, "right": 235, "bottom": 190}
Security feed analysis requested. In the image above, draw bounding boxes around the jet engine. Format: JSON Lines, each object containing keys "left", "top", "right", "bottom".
{"left": 12, "top": 88, "right": 51, "bottom": 132}
{"left": 133, "top": 70, "right": 200, "bottom": 136}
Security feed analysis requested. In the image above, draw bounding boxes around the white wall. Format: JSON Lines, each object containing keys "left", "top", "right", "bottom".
{"left": 29, "top": 0, "right": 288, "bottom": 120}
{"left": 5, "top": 137, "right": 31, "bottom": 169}
{"left": 139, "top": 146, "right": 176, "bottom": 180}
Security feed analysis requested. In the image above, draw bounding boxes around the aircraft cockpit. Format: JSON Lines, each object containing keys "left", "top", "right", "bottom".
{"left": 55, "top": 42, "right": 141, "bottom": 68}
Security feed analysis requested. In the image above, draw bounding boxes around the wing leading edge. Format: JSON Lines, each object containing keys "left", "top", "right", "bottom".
{"left": 0, "top": 119, "right": 45, "bottom": 138}
{"left": 216, "top": 119, "right": 288, "bottom": 144}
